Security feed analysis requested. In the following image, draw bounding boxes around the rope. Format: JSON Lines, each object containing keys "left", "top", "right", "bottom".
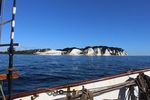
{"left": 56, "top": 74, "right": 150, "bottom": 100}
{"left": 0, "top": 0, "right": 5, "bottom": 43}
{"left": 56, "top": 80, "right": 136, "bottom": 100}
{"left": 0, "top": 1, "right": 6, "bottom": 100}
{"left": 135, "top": 73, "right": 150, "bottom": 100}
{"left": 66, "top": 86, "right": 93, "bottom": 100}
{"left": 0, "top": 81, "right": 6, "bottom": 100}
{"left": 80, "top": 88, "right": 93, "bottom": 100}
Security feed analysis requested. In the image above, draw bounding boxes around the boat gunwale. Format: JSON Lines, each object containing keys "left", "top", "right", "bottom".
{"left": 10, "top": 68, "right": 150, "bottom": 99}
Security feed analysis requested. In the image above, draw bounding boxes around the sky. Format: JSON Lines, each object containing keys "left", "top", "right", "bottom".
{"left": 1, "top": 0, "right": 150, "bottom": 55}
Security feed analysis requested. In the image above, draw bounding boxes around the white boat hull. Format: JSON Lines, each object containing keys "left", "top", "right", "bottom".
{"left": 11, "top": 68, "right": 150, "bottom": 100}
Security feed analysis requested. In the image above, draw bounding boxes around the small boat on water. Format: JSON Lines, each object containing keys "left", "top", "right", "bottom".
{"left": 0, "top": 0, "right": 150, "bottom": 100}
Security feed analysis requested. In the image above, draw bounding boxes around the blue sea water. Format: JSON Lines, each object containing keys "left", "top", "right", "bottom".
{"left": 0, "top": 54, "right": 150, "bottom": 94}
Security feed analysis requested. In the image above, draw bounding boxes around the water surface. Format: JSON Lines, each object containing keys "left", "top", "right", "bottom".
{"left": 0, "top": 55, "right": 150, "bottom": 94}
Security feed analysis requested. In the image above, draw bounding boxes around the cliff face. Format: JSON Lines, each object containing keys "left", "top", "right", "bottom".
{"left": 33, "top": 46, "right": 128, "bottom": 56}
{"left": 36, "top": 49, "right": 62, "bottom": 55}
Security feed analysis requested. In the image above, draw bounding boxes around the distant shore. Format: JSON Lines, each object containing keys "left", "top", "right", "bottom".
{"left": 0, "top": 46, "right": 128, "bottom": 56}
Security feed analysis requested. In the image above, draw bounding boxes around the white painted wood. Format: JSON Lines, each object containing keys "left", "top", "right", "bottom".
{"left": 14, "top": 70, "right": 150, "bottom": 100}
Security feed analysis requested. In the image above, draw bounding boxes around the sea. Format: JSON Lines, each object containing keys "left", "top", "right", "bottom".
{"left": 0, "top": 54, "right": 150, "bottom": 94}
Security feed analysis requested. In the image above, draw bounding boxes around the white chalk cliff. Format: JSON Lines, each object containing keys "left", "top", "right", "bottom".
{"left": 34, "top": 46, "right": 128, "bottom": 56}
{"left": 35, "top": 50, "right": 62, "bottom": 55}
{"left": 84, "top": 48, "right": 95, "bottom": 56}
{"left": 94, "top": 48, "right": 102, "bottom": 56}
{"left": 103, "top": 49, "right": 111, "bottom": 56}
{"left": 69, "top": 49, "right": 82, "bottom": 56}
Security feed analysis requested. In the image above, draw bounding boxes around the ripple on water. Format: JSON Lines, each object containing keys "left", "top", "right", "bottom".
{"left": 0, "top": 55, "right": 150, "bottom": 94}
